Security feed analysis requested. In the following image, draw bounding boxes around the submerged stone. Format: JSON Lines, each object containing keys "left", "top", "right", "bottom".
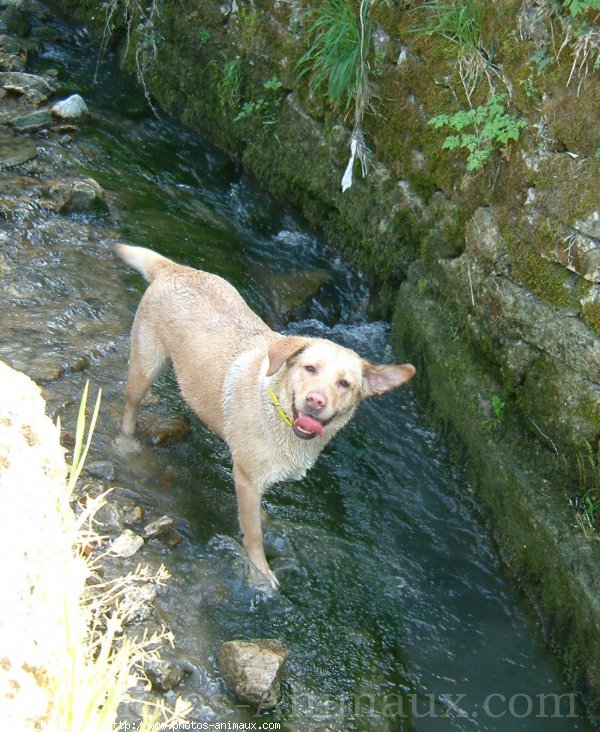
{"left": 0, "top": 131, "right": 37, "bottom": 168}
{"left": 59, "top": 178, "right": 109, "bottom": 214}
{"left": 137, "top": 413, "right": 191, "bottom": 446}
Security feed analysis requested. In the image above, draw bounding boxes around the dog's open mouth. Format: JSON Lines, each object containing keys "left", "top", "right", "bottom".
{"left": 292, "top": 399, "right": 333, "bottom": 440}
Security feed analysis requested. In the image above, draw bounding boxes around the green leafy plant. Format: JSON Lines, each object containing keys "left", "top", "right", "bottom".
{"left": 233, "top": 76, "right": 284, "bottom": 124}
{"left": 483, "top": 394, "right": 505, "bottom": 428}
{"left": 212, "top": 55, "right": 243, "bottom": 110}
{"left": 563, "top": 0, "right": 600, "bottom": 17}
{"left": 428, "top": 94, "right": 527, "bottom": 171}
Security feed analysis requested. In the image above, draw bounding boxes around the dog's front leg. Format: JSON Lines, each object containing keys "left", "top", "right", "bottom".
{"left": 232, "top": 464, "right": 278, "bottom": 589}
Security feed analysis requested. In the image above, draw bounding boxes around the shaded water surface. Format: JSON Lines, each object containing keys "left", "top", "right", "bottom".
{"left": 0, "top": 8, "right": 592, "bottom": 730}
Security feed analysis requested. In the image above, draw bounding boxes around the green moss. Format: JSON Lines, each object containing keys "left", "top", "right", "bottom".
{"left": 505, "top": 226, "right": 575, "bottom": 308}
{"left": 582, "top": 301, "right": 600, "bottom": 336}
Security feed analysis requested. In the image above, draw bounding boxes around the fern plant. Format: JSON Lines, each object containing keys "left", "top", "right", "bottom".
{"left": 428, "top": 94, "right": 527, "bottom": 171}
{"left": 563, "top": 0, "right": 600, "bottom": 17}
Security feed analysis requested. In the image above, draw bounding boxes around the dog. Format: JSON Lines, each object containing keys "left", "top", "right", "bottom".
{"left": 115, "top": 244, "right": 415, "bottom": 588}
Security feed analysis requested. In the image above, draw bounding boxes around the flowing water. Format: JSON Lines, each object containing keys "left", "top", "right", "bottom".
{"left": 0, "top": 7, "right": 593, "bottom": 730}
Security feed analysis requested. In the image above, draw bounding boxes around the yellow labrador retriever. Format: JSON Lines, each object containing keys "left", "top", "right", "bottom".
{"left": 115, "top": 244, "right": 415, "bottom": 588}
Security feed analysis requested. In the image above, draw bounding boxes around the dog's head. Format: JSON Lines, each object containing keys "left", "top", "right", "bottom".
{"left": 266, "top": 336, "right": 415, "bottom": 440}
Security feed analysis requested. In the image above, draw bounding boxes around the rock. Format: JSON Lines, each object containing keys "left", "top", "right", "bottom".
{"left": 0, "top": 7, "right": 31, "bottom": 37}
{"left": 0, "top": 131, "right": 37, "bottom": 169}
{"left": 575, "top": 211, "right": 600, "bottom": 241}
{"left": 9, "top": 108, "right": 52, "bottom": 133}
{"left": 123, "top": 504, "right": 144, "bottom": 527}
{"left": 465, "top": 207, "right": 509, "bottom": 274}
{"left": 0, "top": 33, "right": 23, "bottom": 54}
{"left": 0, "top": 71, "right": 54, "bottom": 103}
{"left": 0, "top": 19, "right": 7, "bottom": 33}
{"left": 94, "top": 502, "right": 124, "bottom": 535}
{"left": 261, "top": 269, "right": 330, "bottom": 318}
{"left": 85, "top": 459, "right": 116, "bottom": 481}
{"left": 51, "top": 94, "right": 88, "bottom": 120}
{"left": 59, "top": 178, "right": 109, "bottom": 214}
{"left": 30, "top": 25, "right": 61, "bottom": 43}
{"left": 545, "top": 228, "right": 600, "bottom": 283}
{"left": 142, "top": 515, "right": 174, "bottom": 540}
{"left": 108, "top": 529, "right": 144, "bottom": 558}
{"left": 0, "top": 50, "right": 25, "bottom": 72}
{"left": 119, "top": 582, "right": 156, "bottom": 623}
{"left": 144, "top": 658, "right": 186, "bottom": 692}
{"left": 137, "top": 413, "right": 191, "bottom": 446}
{"left": 218, "top": 639, "right": 287, "bottom": 710}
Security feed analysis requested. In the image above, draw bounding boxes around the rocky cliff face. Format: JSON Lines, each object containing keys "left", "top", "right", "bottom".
{"left": 56, "top": 0, "right": 600, "bottom": 717}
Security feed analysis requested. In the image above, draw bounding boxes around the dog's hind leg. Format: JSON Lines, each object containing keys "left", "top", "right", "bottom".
{"left": 121, "top": 314, "right": 168, "bottom": 436}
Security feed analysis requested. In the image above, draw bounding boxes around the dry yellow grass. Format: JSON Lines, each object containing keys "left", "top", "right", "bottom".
{"left": 0, "top": 361, "right": 190, "bottom": 731}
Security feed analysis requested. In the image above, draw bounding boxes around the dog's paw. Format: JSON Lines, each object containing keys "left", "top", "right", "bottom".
{"left": 247, "top": 561, "right": 280, "bottom": 594}
{"left": 113, "top": 434, "right": 142, "bottom": 455}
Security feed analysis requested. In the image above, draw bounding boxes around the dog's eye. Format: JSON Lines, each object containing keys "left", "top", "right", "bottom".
{"left": 304, "top": 364, "right": 316, "bottom": 374}
{"left": 339, "top": 379, "right": 350, "bottom": 389}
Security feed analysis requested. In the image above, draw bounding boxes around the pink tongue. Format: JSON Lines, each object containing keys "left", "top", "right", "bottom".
{"left": 293, "top": 414, "right": 324, "bottom": 437}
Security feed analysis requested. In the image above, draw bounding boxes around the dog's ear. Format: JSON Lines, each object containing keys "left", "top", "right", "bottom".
{"left": 266, "top": 337, "right": 310, "bottom": 376}
{"left": 362, "top": 362, "right": 415, "bottom": 396}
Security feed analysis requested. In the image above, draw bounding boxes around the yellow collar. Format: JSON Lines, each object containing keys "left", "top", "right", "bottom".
{"left": 268, "top": 388, "right": 293, "bottom": 427}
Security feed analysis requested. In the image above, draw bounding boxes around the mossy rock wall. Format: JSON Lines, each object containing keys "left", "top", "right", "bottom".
{"left": 59, "top": 0, "right": 600, "bottom": 718}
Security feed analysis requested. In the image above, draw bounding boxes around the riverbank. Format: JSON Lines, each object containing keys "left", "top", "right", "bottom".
{"left": 52, "top": 0, "right": 600, "bottom": 720}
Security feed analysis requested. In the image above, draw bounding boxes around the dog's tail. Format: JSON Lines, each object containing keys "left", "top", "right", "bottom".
{"left": 115, "top": 244, "right": 171, "bottom": 282}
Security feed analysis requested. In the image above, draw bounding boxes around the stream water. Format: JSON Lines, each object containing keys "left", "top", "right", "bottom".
{"left": 0, "top": 6, "right": 593, "bottom": 730}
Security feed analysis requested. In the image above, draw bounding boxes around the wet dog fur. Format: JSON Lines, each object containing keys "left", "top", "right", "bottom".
{"left": 115, "top": 244, "right": 415, "bottom": 588}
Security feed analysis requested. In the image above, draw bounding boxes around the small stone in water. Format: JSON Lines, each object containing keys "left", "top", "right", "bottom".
{"left": 123, "top": 505, "right": 144, "bottom": 527}
{"left": 143, "top": 515, "right": 174, "bottom": 540}
{"left": 219, "top": 639, "right": 288, "bottom": 710}
{"left": 144, "top": 658, "right": 186, "bottom": 692}
{"left": 85, "top": 460, "right": 116, "bottom": 481}
{"left": 51, "top": 94, "right": 88, "bottom": 120}
{"left": 109, "top": 529, "right": 144, "bottom": 558}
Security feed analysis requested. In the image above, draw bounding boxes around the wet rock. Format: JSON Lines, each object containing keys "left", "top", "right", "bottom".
{"left": 85, "top": 459, "right": 116, "bottom": 481}
{"left": 30, "top": 25, "right": 61, "bottom": 43}
{"left": 120, "top": 582, "right": 156, "bottom": 623}
{"left": 9, "top": 108, "right": 52, "bottom": 133}
{"left": 0, "top": 33, "right": 23, "bottom": 54}
{"left": 143, "top": 515, "right": 174, "bottom": 540}
{"left": 123, "top": 504, "right": 145, "bottom": 527}
{"left": 0, "top": 131, "right": 37, "bottom": 168}
{"left": 0, "top": 71, "right": 54, "bottom": 103}
{"left": 0, "top": 51, "right": 25, "bottom": 72}
{"left": 51, "top": 93, "right": 88, "bottom": 120}
{"left": 262, "top": 269, "right": 330, "bottom": 318}
{"left": 145, "top": 658, "right": 186, "bottom": 692}
{"left": 218, "top": 639, "right": 287, "bottom": 710}
{"left": 59, "top": 178, "right": 109, "bottom": 214}
{"left": 0, "top": 7, "right": 31, "bottom": 37}
{"left": 137, "top": 413, "right": 191, "bottom": 446}
{"left": 94, "top": 501, "right": 124, "bottom": 535}
{"left": 109, "top": 529, "right": 144, "bottom": 558}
